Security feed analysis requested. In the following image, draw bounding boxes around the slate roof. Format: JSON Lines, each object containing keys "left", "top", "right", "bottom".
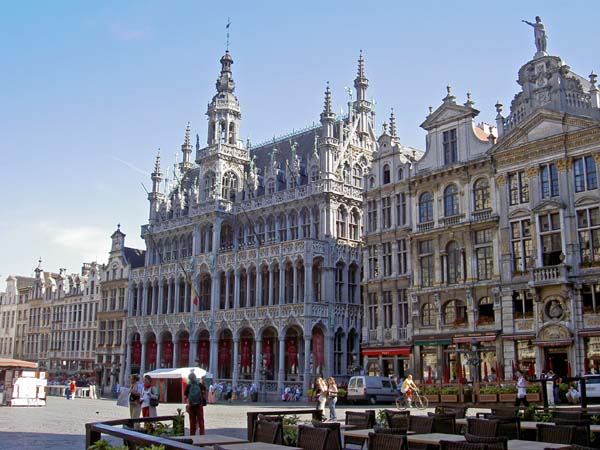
{"left": 124, "top": 247, "right": 146, "bottom": 268}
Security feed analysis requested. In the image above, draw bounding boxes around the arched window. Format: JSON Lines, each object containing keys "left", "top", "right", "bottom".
{"left": 473, "top": 178, "right": 491, "bottom": 211}
{"left": 221, "top": 171, "right": 238, "bottom": 202}
{"left": 398, "top": 167, "right": 404, "bottom": 181}
{"left": 278, "top": 214, "right": 287, "bottom": 242}
{"left": 267, "top": 179, "right": 275, "bottom": 195}
{"left": 349, "top": 208, "right": 360, "bottom": 240}
{"left": 300, "top": 208, "right": 310, "bottom": 238}
{"left": 383, "top": 164, "right": 391, "bottom": 184}
{"left": 419, "top": 192, "right": 433, "bottom": 223}
{"left": 219, "top": 121, "right": 227, "bottom": 143}
{"left": 313, "top": 206, "right": 320, "bottom": 239}
{"left": 446, "top": 241, "right": 462, "bottom": 284}
{"left": 336, "top": 206, "right": 347, "bottom": 238}
{"left": 220, "top": 223, "right": 233, "bottom": 250}
{"left": 228, "top": 122, "right": 236, "bottom": 144}
{"left": 421, "top": 303, "right": 437, "bottom": 327}
{"left": 203, "top": 171, "right": 215, "bottom": 201}
{"left": 343, "top": 163, "right": 351, "bottom": 185}
{"left": 353, "top": 165, "right": 363, "bottom": 187}
{"left": 289, "top": 210, "right": 298, "bottom": 240}
{"left": 256, "top": 219, "right": 265, "bottom": 245}
{"left": 444, "top": 184, "right": 459, "bottom": 216}
{"left": 478, "top": 297, "right": 495, "bottom": 325}
{"left": 310, "top": 166, "right": 319, "bottom": 182}
{"left": 443, "top": 299, "right": 467, "bottom": 326}
{"left": 266, "top": 216, "right": 275, "bottom": 242}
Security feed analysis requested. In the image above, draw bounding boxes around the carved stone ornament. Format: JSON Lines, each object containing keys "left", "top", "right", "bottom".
{"left": 544, "top": 297, "right": 565, "bottom": 321}
{"left": 555, "top": 158, "right": 571, "bottom": 172}
{"left": 496, "top": 174, "right": 507, "bottom": 186}
{"left": 593, "top": 153, "right": 600, "bottom": 164}
{"left": 538, "top": 323, "right": 571, "bottom": 341}
{"left": 526, "top": 166, "right": 538, "bottom": 179}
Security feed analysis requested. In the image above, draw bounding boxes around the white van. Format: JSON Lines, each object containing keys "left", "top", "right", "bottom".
{"left": 347, "top": 376, "right": 398, "bottom": 404}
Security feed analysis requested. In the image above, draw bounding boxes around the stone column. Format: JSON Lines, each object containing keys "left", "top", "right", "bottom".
{"left": 279, "top": 266, "right": 285, "bottom": 305}
{"left": 325, "top": 331, "right": 334, "bottom": 378}
{"left": 173, "top": 335, "right": 180, "bottom": 368}
{"left": 225, "top": 272, "right": 231, "bottom": 309}
{"left": 189, "top": 338, "right": 198, "bottom": 367}
{"left": 268, "top": 266, "right": 274, "bottom": 306}
{"left": 246, "top": 270, "right": 252, "bottom": 307}
{"left": 156, "top": 339, "right": 163, "bottom": 369}
{"left": 184, "top": 281, "right": 190, "bottom": 313}
{"left": 140, "top": 339, "right": 147, "bottom": 376}
{"left": 305, "top": 262, "right": 313, "bottom": 302}
{"left": 278, "top": 337, "right": 286, "bottom": 393}
{"left": 152, "top": 283, "right": 159, "bottom": 315}
{"left": 167, "top": 281, "right": 173, "bottom": 314}
{"left": 234, "top": 269, "right": 240, "bottom": 308}
{"left": 254, "top": 338, "right": 263, "bottom": 384}
{"left": 211, "top": 271, "right": 220, "bottom": 311}
{"left": 256, "top": 267, "right": 263, "bottom": 307}
{"left": 232, "top": 337, "right": 240, "bottom": 388}
{"left": 142, "top": 283, "right": 148, "bottom": 315}
{"left": 340, "top": 333, "right": 348, "bottom": 376}
{"left": 209, "top": 337, "right": 219, "bottom": 378}
{"left": 174, "top": 280, "right": 181, "bottom": 313}
{"left": 303, "top": 335, "right": 311, "bottom": 396}
{"left": 293, "top": 263, "right": 298, "bottom": 304}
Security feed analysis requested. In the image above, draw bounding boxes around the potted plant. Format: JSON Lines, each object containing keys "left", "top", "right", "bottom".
{"left": 526, "top": 385, "right": 541, "bottom": 402}
{"left": 498, "top": 384, "right": 517, "bottom": 402}
{"left": 440, "top": 386, "right": 459, "bottom": 402}
{"left": 307, "top": 388, "right": 315, "bottom": 403}
{"left": 337, "top": 388, "right": 347, "bottom": 405}
{"left": 478, "top": 384, "right": 499, "bottom": 402}
{"left": 423, "top": 385, "right": 441, "bottom": 403}
{"left": 283, "top": 415, "right": 300, "bottom": 446}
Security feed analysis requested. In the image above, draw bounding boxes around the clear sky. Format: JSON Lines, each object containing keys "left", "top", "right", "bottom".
{"left": 1, "top": 0, "right": 598, "bottom": 280}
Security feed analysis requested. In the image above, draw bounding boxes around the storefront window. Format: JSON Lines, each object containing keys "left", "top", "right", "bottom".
{"left": 516, "top": 340, "right": 535, "bottom": 375}
{"left": 421, "top": 347, "right": 438, "bottom": 382}
{"left": 585, "top": 336, "right": 600, "bottom": 374}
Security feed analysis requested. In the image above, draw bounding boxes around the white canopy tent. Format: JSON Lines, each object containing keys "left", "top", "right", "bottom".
{"left": 144, "top": 367, "right": 211, "bottom": 380}
{"left": 143, "top": 367, "right": 211, "bottom": 403}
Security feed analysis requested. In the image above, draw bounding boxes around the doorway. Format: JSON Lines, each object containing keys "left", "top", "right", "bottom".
{"left": 546, "top": 350, "right": 568, "bottom": 377}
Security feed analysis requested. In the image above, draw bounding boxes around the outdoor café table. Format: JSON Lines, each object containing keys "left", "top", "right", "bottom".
{"left": 342, "top": 428, "right": 415, "bottom": 440}
{"left": 407, "top": 433, "right": 466, "bottom": 446}
{"left": 207, "top": 443, "right": 301, "bottom": 450}
{"left": 455, "top": 418, "right": 600, "bottom": 433}
{"left": 169, "top": 434, "right": 249, "bottom": 446}
{"left": 507, "top": 441, "right": 570, "bottom": 450}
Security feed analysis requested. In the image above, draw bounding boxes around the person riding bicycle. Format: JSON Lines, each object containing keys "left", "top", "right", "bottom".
{"left": 401, "top": 374, "right": 418, "bottom": 408}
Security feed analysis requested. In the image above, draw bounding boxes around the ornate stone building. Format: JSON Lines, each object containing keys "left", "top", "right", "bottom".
{"left": 97, "top": 226, "right": 145, "bottom": 394}
{"left": 126, "top": 50, "right": 374, "bottom": 396}
{"left": 363, "top": 19, "right": 600, "bottom": 382}
{"left": 0, "top": 276, "right": 34, "bottom": 359}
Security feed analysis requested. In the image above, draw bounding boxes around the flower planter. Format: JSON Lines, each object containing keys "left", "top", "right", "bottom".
{"left": 424, "top": 394, "right": 440, "bottom": 403}
{"left": 478, "top": 394, "right": 498, "bottom": 402}
{"left": 526, "top": 393, "right": 540, "bottom": 402}
{"left": 499, "top": 393, "right": 517, "bottom": 402}
{"left": 440, "top": 394, "right": 458, "bottom": 402}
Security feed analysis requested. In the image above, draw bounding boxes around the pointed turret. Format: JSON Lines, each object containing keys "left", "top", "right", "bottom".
{"left": 151, "top": 150, "right": 163, "bottom": 193}
{"left": 216, "top": 50, "right": 235, "bottom": 94}
{"left": 320, "top": 82, "right": 336, "bottom": 138}
{"left": 354, "top": 51, "right": 369, "bottom": 104}
{"left": 180, "top": 122, "right": 193, "bottom": 170}
{"left": 389, "top": 109, "right": 397, "bottom": 138}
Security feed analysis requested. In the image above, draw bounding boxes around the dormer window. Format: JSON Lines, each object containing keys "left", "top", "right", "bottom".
{"left": 383, "top": 164, "right": 391, "bottom": 184}
{"left": 267, "top": 179, "right": 275, "bottom": 195}
{"left": 443, "top": 128, "right": 457, "bottom": 165}
{"left": 310, "top": 166, "right": 319, "bottom": 182}
{"left": 398, "top": 167, "right": 404, "bottom": 181}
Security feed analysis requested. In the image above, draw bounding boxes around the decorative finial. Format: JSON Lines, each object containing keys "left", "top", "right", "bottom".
{"left": 226, "top": 17, "right": 231, "bottom": 51}
{"left": 428, "top": 105, "right": 433, "bottom": 115}
{"left": 382, "top": 122, "right": 388, "bottom": 134}
{"left": 447, "top": 84, "right": 452, "bottom": 95}
{"left": 184, "top": 122, "right": 191, "bottom": 146}
{"left": 357, "top": 50, "right": 365, "bottom": 79}
{"left": 154, "top": 149, "right": 161, "bottom": 173}
{"left": 590, "top": 71, "right": 598, "bottom": 89}
{"left": 117, "top": 223, "right": 121, "bottom": 230}
{"left": 495, "top": 101, "right": 504, "bottom": 116}
{"left": 389, "top": 108, "right": 397, "bottom": 137}
{"left": 196, "top": 134, "right": 200, "bottom": 150}
{"left": 464, "top": 91, "right": 475, "bottom": 107}
{"left": 444, "top": 85, "right": 456, "bottom": 104}
{"left": 323, "top": 81, "right": 332, "bottom": 114}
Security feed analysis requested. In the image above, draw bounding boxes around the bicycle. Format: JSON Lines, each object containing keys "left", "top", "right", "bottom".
{"left": 395, "top": 388, "right": 429, "bottom": 410}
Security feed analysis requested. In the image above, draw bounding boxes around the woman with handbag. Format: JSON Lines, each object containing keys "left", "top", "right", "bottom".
{"left": 315, "top": 377, "right": 328, "bottom": 420}
{"left": 129, "top": 374, "right": 143, "bottom": 421}
{"left": 141, "top": 375, "right": 159, "bottom": 417}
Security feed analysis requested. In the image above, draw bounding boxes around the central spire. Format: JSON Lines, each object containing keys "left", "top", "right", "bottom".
{"left": 354, "top": 50, "right": 369, "bottom": 103}
{"left": 216, "top": 51, "right": 235, "bottom": 93}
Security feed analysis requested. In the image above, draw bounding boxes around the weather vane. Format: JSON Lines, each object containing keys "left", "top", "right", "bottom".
{"left": 226, "top": 17, "right": 231, "bottom": 51}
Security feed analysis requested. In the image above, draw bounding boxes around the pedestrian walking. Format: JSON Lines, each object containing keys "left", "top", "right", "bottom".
{"left": 141, "top": 375, "right": 159, "bottom": 417}
{"left": 70, "top": 379, "right": 77, "bottom": 400}
{"left": 327, "top": 377, "right": 338, "bottom": 421}
{"left": 514, "top": 371, "right": 529, "bottom": 407}
{"left": 314, "top": 377, "right": 328, "bottom": 420}
{"left": 129, "top": 374, "right": 143, "bottom": 421}
{"left": 184, "top": 372, "right": 206, "bottom": 435}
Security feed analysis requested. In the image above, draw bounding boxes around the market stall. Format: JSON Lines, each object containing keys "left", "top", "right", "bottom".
{"left": 143, "top": 367, "right": 210, "bottom": 403}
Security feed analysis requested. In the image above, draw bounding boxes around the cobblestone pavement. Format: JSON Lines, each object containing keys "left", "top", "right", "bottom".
{"left": 0, "top": 396, "right": 487, "bottom": 450}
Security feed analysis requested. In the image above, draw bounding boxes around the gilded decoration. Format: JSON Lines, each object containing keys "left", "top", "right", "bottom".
{"left": 496, "top": 174, "right": 507, "bottom": 186}
{"left": 555, "top": 158, "right": 571, "bottom": 172}
{"left": 537, "top": 323, "right": 571, "bottom": 341}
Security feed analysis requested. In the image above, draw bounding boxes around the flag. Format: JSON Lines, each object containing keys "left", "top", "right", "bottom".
{"left": 187, "top": 274, "right": 199, "bottom": 306}
{"left": 567, "top": 360, "right": 572, "bottom": 377}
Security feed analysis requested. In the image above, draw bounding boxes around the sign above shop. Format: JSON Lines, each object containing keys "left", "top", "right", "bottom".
{"left": 414, "top": 339, "right": 452, "bottom": 346}
{"left": 362, "top": 347, "right": 411, "bottom": 356}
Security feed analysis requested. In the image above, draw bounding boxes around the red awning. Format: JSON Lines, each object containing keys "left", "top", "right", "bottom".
{"left": 453, "top": 335, "right": 497, "bottom": 343}
{"left": 362, "top": 348, "right": 411, "bottom": 356}
{"left": 0, "top": 358, "right": 38, "bottom": 369}
{"left": 579, "top": 330, "right": 600, "bottom": 337}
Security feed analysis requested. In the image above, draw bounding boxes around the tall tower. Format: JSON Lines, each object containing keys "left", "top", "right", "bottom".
{"left": 148, "top": 152, "right": 164, "bottom": 222}
{"left": 353, "top": 51, "right": 373, "bottom": 137}
{"left": 180, "top": 122, "right": 194, "bottom": 172}
{"left": 319, "top": 82, "right": 338, "bottom": 178}
{"left": 196, "top": 51, "right": 249, "bottom": 204}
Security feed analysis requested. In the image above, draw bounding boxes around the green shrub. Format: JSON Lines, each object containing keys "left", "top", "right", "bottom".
{"left": 479, "top": 385, "right": 499, "bottom": 394}
{"left": 283, "top": 415, "right": 300, "bottom": 446}
{"left": 376, "top": 409, "right": 388, "bottom": 427}
{"left": 424, "top": 386, "right": 441, "bottom": 395}
{"left": 498, "top": 385, "right": 517, "bottom": 394}
{"left": 337, "top": 388, "right": 347, "bottom": 398}
{"left": 441, "top": 386, "right": 458, "bottom": 395}
{"left": 526, "top": 385, "right": 540, "bottom": 393}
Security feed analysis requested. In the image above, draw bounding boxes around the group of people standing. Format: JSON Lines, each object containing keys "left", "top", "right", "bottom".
{"left": 314, "top": 377, "right": 338, "bottom": 421}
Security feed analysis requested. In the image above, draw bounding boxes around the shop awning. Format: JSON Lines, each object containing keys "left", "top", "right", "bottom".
{"left": 579, "top": 330, "right": 600, "bottom": 337}
{"left": 453, "top": 335, "right": 497, "bottom": 343}
{"left": 501, "top": 334, "right": 536, "bottom": 341}
{"left": 0, "top": 358, "right": 38, "bottom": 369}
{"left": 414, "top": 339, "right": 453, "bottom": 346}
{"left": 362, "top": 347, "right": 411, "bottom": 356}
{"left": 532, "top": 339, "right": 573, "bottom": 347}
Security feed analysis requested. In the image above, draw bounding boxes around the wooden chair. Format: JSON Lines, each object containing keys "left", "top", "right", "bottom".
{"left": 368, "top": 432, "right": 408, "bottom": 450}
{"left": 385, "top": 410, "right": 410, "bottom": 429}
{"left": 429, "top": 413, "right": 457, "bottom": 434}
{"left": 536, "top": 423, "right": 576, "bottom": 445}
{"left": 297, "top": 425, "right": 330, "bottom": 450}
{"left": 408, "top": 415, "right": 434, "bottom": 434}
{"left": 312, "top": 420, "right": 342, "bottom": 450}
{"left": 345, "top": 411, "right": 374, "bottom": 448}
{"left": 252, "top": 420, "right": 283, "bottom": 444}
{"left": 464, "top": 433, "right": 507, "bottom": 450}
{"left": 440, "top": 441, "right": 488, "bottom": 450}
{"left": 466, "top": 418, "right": 499, "bottom": 437}
{"left": 436, "top": 405, "right": 468, "bottom": 418}
{"left": 554, "top": 419, "right": 591, "bottom": 447}
{"left": 487, "top": 416, "right": 521, "bottom": 440}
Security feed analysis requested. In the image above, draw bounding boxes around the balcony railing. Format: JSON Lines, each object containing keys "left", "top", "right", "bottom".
{"left": 440, "top": 214, "right": 465, "bottom": 227}
{"left": 471, "top": 209, "right": 494, "bottom": 222}
{"left": 532, "top": 264, "right": 568, "bottom": 284}
{"left": 417, "top": 221, "right": 434, "bottom": 232}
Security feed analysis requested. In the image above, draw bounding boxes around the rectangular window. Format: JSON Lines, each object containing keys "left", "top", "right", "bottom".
{"left": 335, "top": 266, "right": 343, "bottom": 302}
{"left": 540, "top": 163, "right": 559, "bottom": 198}
{"left": 397, "top": 289, "right": 408, "bottom": 328}
{"left": 382, "top": 242, "right": 392, "bottom": 276}
{"left": 475, "top": 228, "right": 494, "bottom": 280}
{"left": 512, "top": 290, "right": 534, "bottom": 319}
{"left": 396, "top": 239, "right": 407, "bottom": 275}
{"left": 508, "top": 171, "right": 529, "bottom": 205}
{"left": 539, "top": 212, "right": 562, "bottom": 266}
{"left": 396, "top": 193, "right": 407, "bottom": 226}
{"left": 382, "top": 291, "right": 393, "bottom": 328}
{"left": 511, "top": 219, "right": 532, "bottom": 273}
{"left": 368, "top": 292, "right": 379, "bottom": 329}
{"left": 118, "top": 288, "right": 125, "bottom": 310}
{"left": 419, "top": 240, "right": 434, "bottom": 287}
{"left": 382, "top": 196, "right": 391, "bottom": 229}
{"left": 368, "top": 245, "right": 379, "bottom": 279}
{"left": 577, "top": 207, "right": 600, "bottom": 264}
{"left": 367, "top": 200, "right": 378, "bottom": 232}
{"left": 102, "top": 290, "right": 108, "bottom": 312}
{"left": 443, "top": 128, "right": 458, "bottom": 165}
{"left": 574, "top": 156, "right": 598, "bottom": 192}
{"left": 582, "top": 284, "right": 600, "bottom": 314}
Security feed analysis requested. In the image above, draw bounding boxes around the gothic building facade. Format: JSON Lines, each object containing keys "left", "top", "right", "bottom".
{"left": 126, "top": 51, "right": 374, "bottom": 396}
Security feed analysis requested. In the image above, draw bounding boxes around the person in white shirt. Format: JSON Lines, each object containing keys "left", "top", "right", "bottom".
{"left": 566, "top": 385, "right": 581, "bottom": 404}
{"left": 515, "top": 371, "right": 529, "bottom": 407}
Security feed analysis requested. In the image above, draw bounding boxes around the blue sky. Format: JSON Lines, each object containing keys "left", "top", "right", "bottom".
{"left": 1, "top": 0, "right": 598, "bottom": 279}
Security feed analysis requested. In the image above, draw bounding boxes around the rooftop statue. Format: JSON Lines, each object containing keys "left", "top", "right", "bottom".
{"left": 522, "top": 16, "right": 548, "bottom": 57}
